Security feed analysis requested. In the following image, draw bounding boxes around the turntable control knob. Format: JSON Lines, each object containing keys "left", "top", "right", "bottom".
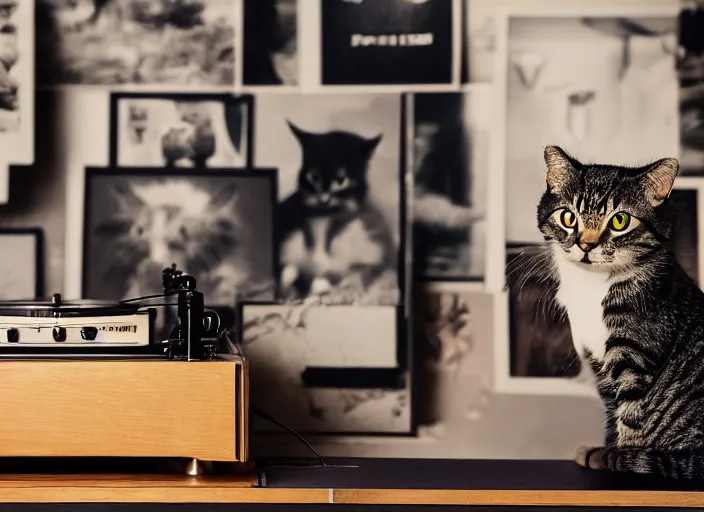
{"left": 81, "top": 327, "right": 98, "bottom": 341}
{"left": 6, "top": 328, "right": 18, "bottom": 343}
{"left": 52, "top": 326, "right": 66, "bottom": 342}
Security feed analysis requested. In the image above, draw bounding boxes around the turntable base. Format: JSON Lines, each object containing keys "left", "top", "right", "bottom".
{"left": 0, "top": 356, "right": 249, "bottom": 465}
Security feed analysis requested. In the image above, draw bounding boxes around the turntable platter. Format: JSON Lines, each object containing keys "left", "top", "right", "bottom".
{"left": 0, "top": 294, "right": 141, "bottom": 318}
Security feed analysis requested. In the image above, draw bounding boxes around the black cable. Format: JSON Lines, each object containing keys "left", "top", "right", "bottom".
{"left": 251, "top": 405, "right": 358, "bottom": 470}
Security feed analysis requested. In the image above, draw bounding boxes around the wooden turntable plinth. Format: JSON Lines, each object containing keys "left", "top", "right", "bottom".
{"left": 0, "top": 356, "right": 249, "bottom": 465}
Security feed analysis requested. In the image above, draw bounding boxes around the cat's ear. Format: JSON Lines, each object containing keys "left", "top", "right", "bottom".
{"left": 209, "top": 184, "right": 238, "bottom": 212}
{"left": 287, "top": 120, "right": 312, "bottom": 146}
{"left": 544, "top": 146, "right": 579, "bottom": 194}
{"left": 362, "top": 134, "right": 382, "bottom": 157}
{"left": 640, "top": 158, "right": 679, "bottom": 207}
{"left": 113, "top": 182, "right": 144, "bottom": 212}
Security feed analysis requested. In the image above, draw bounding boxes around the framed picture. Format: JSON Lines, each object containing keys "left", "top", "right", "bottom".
{"left": 412, "top": 85, "right": 492, "bottom": 282}
{"left": 679, "top": 2, "right": 704, "bottom": 176}
{"left": 415, "top": 282, "right": 492, "bottom": 431}
{"left": 36, "top": 0, "right": 236, "bottom": 89}
{"left": 302, "top": 0, "right": 461, "bottom": 92}
{"left": 240, "top": 302, "right": 411, "bottom": 435}
{"left": 0, "top": 0, "right": 34, "bottom": 165}
{"left": 495, "top": 183, "right": 703, "bottom": 395}
{"left": 109, "top": 93, "right": 252, "bottom": 168}
{"left": 253, "top": 93, "right": 408, "bottom": 306}
{"left": 241, "top": 0, "right": 299, "bottom": 90}
{"left": 78, "top": 167, "right": 277, "bottom": 314}
{"left": 0, "top": 228, "right": 43, "bottom": 300}
{"left": 488, "top": 3, "right": 680, "bottom": 292}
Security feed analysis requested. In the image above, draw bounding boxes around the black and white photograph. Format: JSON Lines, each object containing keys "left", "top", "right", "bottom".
{"left": 253, "top": 93, "right": 405, "bottom": 305}
{"left": 502, "top": 13, "right": 679, "bottom": 245}
{"left": 679, "top": 2, "right": 704, "bottom": 175}
{"left": 319, "top": 0, "right": 460, "bottom": 89}
{"left": 412, "top": 88, "right": 491, "bottom": 281}
{"left": 670, "top": 186, "right": 701, "bottom": 285}
{"left": 0, "top": 228, "right": 44, "bottom": 300}
{"left": 36, "top": 0, "right": 236, "bottom": 87}
{"left": 413, "top": 284, "right": 493, "bottom": 431}
{"left": 242, "top": 0, "right": 298, "bottom": 87}
{"left": 0, "top": 0, "right": 34, "bottom": 165}
{"left": 466, "top": 0, "right": 496, "bottom": 83}
{"left": 240, "top": 302, "right": 411, "bottom": 435}
{"left": 81, "top": 168, "right": 277, "bottom": 310}
{"left": 109, "top": 93, "right": 251, "bottom": 168}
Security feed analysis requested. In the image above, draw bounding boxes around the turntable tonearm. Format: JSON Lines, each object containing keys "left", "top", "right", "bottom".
{"left": 0, "top": 266, "right": 249, "bottom": 474}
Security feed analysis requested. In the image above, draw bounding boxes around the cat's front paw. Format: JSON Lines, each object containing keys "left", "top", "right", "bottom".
{"left": 574, "top": 445, "right": 604, "bottom": 469}
{"left": 310, "top": 277, "right": 332, "bottom": 296}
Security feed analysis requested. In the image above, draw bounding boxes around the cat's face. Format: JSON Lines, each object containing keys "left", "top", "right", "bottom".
{"left": 288, "top": 121, "right": 381, "bottom": 213}
{"left": 93, "top": 180, "right": 239, "bottom": 274}
{"left": 537, "top": 146, "right": 679, "bottom": 272}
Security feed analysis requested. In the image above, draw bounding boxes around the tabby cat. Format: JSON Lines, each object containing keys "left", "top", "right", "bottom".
{"left": 537, "top": 145, "right": 704, "bottom": 479}
{"left": 278, "top": 121, "right": 397, "bottom": 301}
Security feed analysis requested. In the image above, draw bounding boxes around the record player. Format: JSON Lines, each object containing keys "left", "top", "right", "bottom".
{"left": 0, "top": 266, "right": 249, "bottom": 475}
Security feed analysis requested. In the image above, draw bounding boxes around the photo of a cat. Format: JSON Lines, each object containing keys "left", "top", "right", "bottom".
{"left": 36, "top": 0, "right": 235, "bottom": 87}
{"left": 81, "top": 168, "right": 277, "bottom": 318}
{"left": 0, "top": 229, "right": 43, "bottom": 300}
{"left": 412, "top": 87, "right": 491, "bottom": 281}
{"left": 109, "top": 93, "right": 251, "bottom": 168}
{"left": 679, "top": 2, "right": 704, "bottom": 175}
{"left": 500, "top": 12, "right": 679, "bottom": 246}
{"left": 253, "top": 93, "right": 406, "bottom": 306}
{"left": 240, "top": 302, "right": 411, "bottom": 435}
{"left": 500, "top": 188, "right": 701, "bottom": 394}
{"left": 0, "top": 0, "right": 33, "bottom": 164}
{"left": 242, "top": 0, "right": 298, "bottom": 87}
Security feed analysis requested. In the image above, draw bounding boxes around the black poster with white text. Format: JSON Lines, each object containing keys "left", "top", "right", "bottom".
{"left": 321, "top": 0, "right": 455, "bottom": 86}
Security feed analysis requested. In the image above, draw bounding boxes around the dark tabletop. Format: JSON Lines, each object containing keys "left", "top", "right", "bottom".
{"left": 258, "top": 457, "right": 704, "bottom": 491}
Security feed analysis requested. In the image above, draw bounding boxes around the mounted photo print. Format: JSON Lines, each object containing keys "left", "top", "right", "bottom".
{"left": 412, "top": 87, "right": 491, "bottom": 282}
{"left": 0, "top": 0, "right": 34, "bottom": 165}
{"left": 240, "top": 302, "right": 411, "bottom": 435}
{"left": 679, "top": 1, "right": 704, "bottom": 176}
{"left": 242, "top": 0, "right": 298, "bottom": 88}
{"left": 0, "top": 228, "right": 43, "bottom": 300}
{"left": 36, "top": 0, "right": 235, "bottom": 88}
{"left": 79, "top": 168, "right": 277, "bottom": 340}
{"left": 316, "top": 0, "right": 460, "bottom": 91}
{"left": 253, "top": 93, "right": 407, "bottom": 306}
{"left": 109, "top": 93, "right": 251, "bottom": 168}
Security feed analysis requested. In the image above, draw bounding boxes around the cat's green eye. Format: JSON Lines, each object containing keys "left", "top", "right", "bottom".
{"left": 558, "top": 209, "right": 576, "bottom": 229}
{"left": 609, "top": 212, "right": 631, "bottom": 232}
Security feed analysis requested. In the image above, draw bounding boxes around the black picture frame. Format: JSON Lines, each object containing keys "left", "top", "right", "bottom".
{"left": 0, "top": 228, "right": 45, "bottom": 300}
{"left": 81, "top": 167, "right": 279, "bottom": 306}
{"left": 108, "top": 93, "right": 254, "bottom": 169}
{"left": 238, "top": 301, "right": 414, "bottom": 436}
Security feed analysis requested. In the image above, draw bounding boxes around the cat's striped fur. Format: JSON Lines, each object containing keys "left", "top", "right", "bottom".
{"left": 537, "top": 146, "right": 704, "bottom": 479}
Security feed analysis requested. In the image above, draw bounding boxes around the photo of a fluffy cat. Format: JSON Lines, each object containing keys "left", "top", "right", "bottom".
{"left": 82, "top": 170, "right": 276, "bottom": 322}
{"left": 525, "top": 146, "right": 704, "bottom": 479}
{"left": 278, "top": 121, "right": 398, "bottom": 304}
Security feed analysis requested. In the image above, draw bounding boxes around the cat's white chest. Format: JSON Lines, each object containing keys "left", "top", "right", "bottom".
{"left": 554, "top": 255, "right": 614, "bottom": 361}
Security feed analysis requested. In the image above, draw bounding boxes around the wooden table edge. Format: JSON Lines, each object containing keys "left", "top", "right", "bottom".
{"left": 332, "top": 489, "right": 704, "bottom": 507}
{"left": 0, "top": 487, "right": 330, "bottom": 504}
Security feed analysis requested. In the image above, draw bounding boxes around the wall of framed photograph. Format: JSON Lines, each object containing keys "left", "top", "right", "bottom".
{"left": 14, "top": 0, "right": 704, "bottom": 460}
